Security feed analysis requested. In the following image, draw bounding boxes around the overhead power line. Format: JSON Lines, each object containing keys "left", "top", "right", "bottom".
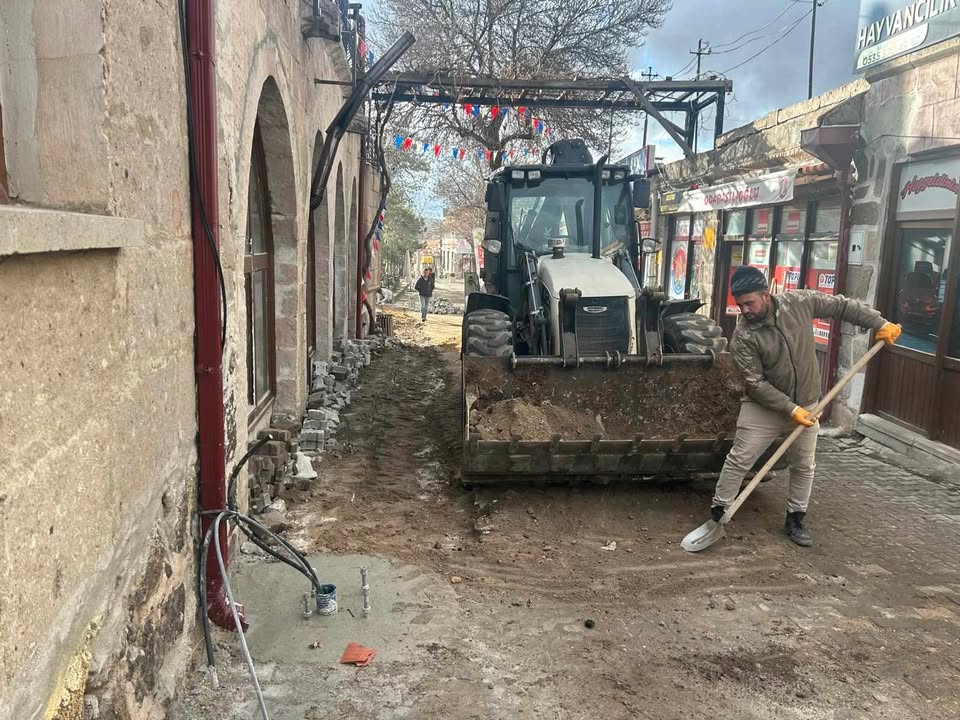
{"left": 719, "top": 7, "right": 814, "bottom": 75}
{"left": 710, "top": 3, "right": 801, "bottom": 53}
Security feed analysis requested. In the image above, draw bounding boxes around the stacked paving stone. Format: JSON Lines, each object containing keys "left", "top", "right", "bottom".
{"left": 247, "top": 337, "right": 395, "bottom": 517}
{"left": 428, "top": 298, "right": 463, "bottom": 315}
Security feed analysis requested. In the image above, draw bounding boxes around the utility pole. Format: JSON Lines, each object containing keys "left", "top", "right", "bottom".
{"left": 808, "top": 1, "right": 821, "bottom": 100}
{"left": 689, "top": 39, "right": 711, "bottom": 151}
{"left": 640, "top": 66, "right": 660, "bottom": 147}
{"left": 690, "top": 38, "right": 711, "bottom": 81}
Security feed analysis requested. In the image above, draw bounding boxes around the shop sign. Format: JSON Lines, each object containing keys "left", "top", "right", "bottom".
{"left": 618, "top": 145, "right": 656, "bottom": 176}
{"left": 661, "top": 170, "right": 795, "bottom": 213}
{"left": 660, "top": 190, "right": 684, "bottom": 214}
{"left": 896, "top": 156, "right": 960, "bottom": 219}
{"left": 855, "top": 0, "right": 960, "bottom": 72}
{"left": 754, "top": 208, "right": 772, "bottom": 235}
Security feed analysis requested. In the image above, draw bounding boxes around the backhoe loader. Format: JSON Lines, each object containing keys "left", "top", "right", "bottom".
{"left": 461, "top": 139, "right": 774, "bottom": 484}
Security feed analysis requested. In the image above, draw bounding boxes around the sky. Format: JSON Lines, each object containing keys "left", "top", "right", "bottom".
{"left": 618, "top": 0, "right": 863, "bottom": 163}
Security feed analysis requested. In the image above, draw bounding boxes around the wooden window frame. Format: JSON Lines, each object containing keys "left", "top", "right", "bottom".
{"left": 245, "top": 122, "right": 277, "bottom": 423}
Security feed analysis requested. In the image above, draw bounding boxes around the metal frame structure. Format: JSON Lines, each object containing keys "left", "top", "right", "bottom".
{"left": 371, "top": 72, "right": 733, "bottom": 158}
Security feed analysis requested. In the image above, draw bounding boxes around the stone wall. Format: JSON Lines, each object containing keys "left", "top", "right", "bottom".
{"left": 0, "top": 1, "right": 363, "bottom": 718}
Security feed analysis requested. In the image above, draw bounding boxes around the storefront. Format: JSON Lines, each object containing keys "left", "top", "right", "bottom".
{"left": 863, "top": 153, "right": 960, "bottom": 448}
{"left": 660, "top": 169, "right": 842, "bottom": 385}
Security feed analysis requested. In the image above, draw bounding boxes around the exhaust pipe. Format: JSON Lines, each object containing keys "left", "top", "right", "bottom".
{"left": 592, "top": 154, "right": 608, "bottom": 259}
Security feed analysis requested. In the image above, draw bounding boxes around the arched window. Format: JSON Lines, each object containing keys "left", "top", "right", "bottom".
{"left": 245, "top": 121, "right": 275, "bottom": 415}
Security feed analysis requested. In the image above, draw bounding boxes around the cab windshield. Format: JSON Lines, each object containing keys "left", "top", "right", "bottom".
{"left": 508, "top": 176, "right": 632, "bottom": 256}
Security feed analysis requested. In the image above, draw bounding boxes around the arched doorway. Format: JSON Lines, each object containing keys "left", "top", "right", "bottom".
{"left": 333, "top": 163, "right": 347, "bottom": 340}
{"left": 309, "top": 132, "right": 333, "bottom": 366}
{"left": 347, "top": 177, "right": 359, "bottom": 336}
{"left": 245, "top": 77, "right": 298, "bottom": 420}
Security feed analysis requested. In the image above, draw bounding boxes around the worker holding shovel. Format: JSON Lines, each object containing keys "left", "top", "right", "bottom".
{"left": 705, "top": 265, "right": 901, "bottom": 547}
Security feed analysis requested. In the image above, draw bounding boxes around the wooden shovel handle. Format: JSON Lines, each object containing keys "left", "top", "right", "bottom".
{"left": 722, "top": 340, "right": 886, "bottom": 523}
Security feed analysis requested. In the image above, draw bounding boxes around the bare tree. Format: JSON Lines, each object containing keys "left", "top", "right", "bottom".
{"left": 372, "top": 0, "right": 670, "bottom": 168}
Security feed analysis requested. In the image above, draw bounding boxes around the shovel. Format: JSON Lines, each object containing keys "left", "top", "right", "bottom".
{"left": 681, "top": 340, "right": 886, "bottom": 553}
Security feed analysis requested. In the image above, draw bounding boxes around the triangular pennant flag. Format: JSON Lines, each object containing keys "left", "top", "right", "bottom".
{"left": 518, "top": 106, "right": 526, "bottom": 118}
{"left": 394, "top": 135, "right": 403, "bottom": 149}
{"left": 463, "top": 103, "right": 473, "bottom": 115}
{"left": 485, "top": 150, "right": 492, "bottom": 161}
{"left": 373, "top": 238, "right": 380, "bottom": 251}
{"left": 365, "top": 269, "right": 372, "bottom": 280}
{"left": 367, "top": 50, "right": 374, "bottom": 65}
{"left": 402, "top": 137, "right": 413, "bottom": 151}
{"left": 522, "top": 148, "right": 529, "bottom": 156}
{"left": 434, "top": 144, "right": 441, "bottom": 157}
{"left": 490, "top": 107, "right": 499, "bottom": 120}
{"left": 509, "top": 148, "right": 515, "bottom": 158}
{"left": 501, "top": 107, "right": 509, "bottom": 116}
{"left": 452, "top": 147, "right": 459, "bottom": 158}
{"left": 472, "top": 104, "right": 481, "bottom": 117}
{"left": 422, "top": 142, "right": 429, "bottom": 153}
{"left": 476, "top": 148, "right": 484, "bottom": 160}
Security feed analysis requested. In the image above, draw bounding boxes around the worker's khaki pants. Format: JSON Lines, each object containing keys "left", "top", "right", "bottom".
{"left": 712, "top": 401, "right": 819, "bottom": 514}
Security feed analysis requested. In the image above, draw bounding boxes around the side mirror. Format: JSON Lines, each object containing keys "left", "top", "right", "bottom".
{"left": 640, "top": 237, "right": 661, "bottom": 254}
{"left": 484, "top": 238, "right": 502, "bottom": 254}
{"left": 632, "top": 178, "right": 650, "bottom": 210}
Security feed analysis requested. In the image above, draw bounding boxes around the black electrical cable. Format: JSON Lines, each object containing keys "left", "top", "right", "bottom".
{"left": 177, "top": 0, "right": 228, "bottom": 351}
{"left": 198, "top": 509, "right": 323, "bottom": 669}
{"left": 227, "top": 436, "right": 270, "bottom": 511}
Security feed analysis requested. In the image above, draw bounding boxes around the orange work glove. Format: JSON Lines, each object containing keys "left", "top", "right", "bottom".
{"left": 791, "top": 406, "right": 816, "bottom": 428}
{"left": 875, "top": 322, "right": 902, "bottom": 346}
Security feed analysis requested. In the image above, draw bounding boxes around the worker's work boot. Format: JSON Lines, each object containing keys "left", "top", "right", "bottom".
{"left": 784, "top": 511, "right": 812, "bottom": 547}
{"left": 710, "top": 506, "right": 725, "bottom": 523}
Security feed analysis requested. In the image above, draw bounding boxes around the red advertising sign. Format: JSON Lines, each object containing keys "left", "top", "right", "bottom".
{"left": 670, "top": 242, "right": 689, "bottom": 299}
{"left": 753, "top": 208, "right": 772, "bottom": 235}
{"left": 783, "top": 209, "right": 803, "bottom": 234}
{"left": 807, "top": 268, "right": 837, "bottom": 345}
{"left": 772, "top": 265, "right": 801, "bottom": 294}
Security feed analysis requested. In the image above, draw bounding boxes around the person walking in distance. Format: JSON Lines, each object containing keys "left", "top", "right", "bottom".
{"left": 708, "top": 265, "right": 902, "bottom": 546}
{"left": 415, "top": 267, "right": 435, "bottom": 322}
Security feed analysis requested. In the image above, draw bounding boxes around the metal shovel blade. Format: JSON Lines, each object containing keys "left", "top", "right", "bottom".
{"left": 681, "top": 519, "right": 725, "bottom": 553}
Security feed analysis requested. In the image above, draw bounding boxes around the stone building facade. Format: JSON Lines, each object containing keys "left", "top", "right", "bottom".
{"left": 0, "top": 1, "right": 375, "bottom": 717}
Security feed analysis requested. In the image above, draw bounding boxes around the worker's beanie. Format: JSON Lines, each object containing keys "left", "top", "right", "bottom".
{"left": 730, "top": 265, "right": 769, "bottom": 297}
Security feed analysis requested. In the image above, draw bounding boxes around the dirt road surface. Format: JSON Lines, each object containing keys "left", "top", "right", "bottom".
{"left": 176, "top": 309, "right": 960, "bottom": 720}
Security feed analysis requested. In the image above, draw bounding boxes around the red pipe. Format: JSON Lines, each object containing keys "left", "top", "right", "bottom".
{"left": 187, "top": 0, "right": 244, "bottom": 631}
{"left": 355, "top": 136, "right": 366, "bottom": 338}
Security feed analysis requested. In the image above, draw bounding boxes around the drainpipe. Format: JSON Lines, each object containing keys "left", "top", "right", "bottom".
{"left": 824, "top": 168, "right": 852, "bottom": 422}
{"left": 355, "top": 137, "right": 366, "bottom": 338}
{"left": 186, "top": 0, "right": 242, "bottom": 630}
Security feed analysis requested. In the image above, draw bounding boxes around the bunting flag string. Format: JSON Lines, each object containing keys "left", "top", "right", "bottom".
{"left": 390, "top": 100, "right": 564, "bottom": 164}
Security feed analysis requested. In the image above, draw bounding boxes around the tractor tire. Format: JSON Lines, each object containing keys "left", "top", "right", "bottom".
{"left": 462, "top": 309, "right": 513, "bottom": 357}
{"left": 662, "top": 312, "right": 728, "bottom": 355}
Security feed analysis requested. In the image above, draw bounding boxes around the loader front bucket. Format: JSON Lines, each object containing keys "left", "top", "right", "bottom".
{"left": 462, "top": 354, "right": 775, "bottom": 484}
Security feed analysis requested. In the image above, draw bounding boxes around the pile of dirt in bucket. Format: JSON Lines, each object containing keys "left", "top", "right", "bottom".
{"left": 467, "top": 354, "right": 745, "bottom": 441}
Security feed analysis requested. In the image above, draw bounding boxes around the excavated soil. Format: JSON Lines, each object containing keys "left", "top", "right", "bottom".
{"left": 469, "top": 354, "right": 744, "bottom": 441}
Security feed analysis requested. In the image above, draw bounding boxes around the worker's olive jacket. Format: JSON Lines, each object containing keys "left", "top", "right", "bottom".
{"left": 731, "top": 290, "right": 886, "bottom": 416}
